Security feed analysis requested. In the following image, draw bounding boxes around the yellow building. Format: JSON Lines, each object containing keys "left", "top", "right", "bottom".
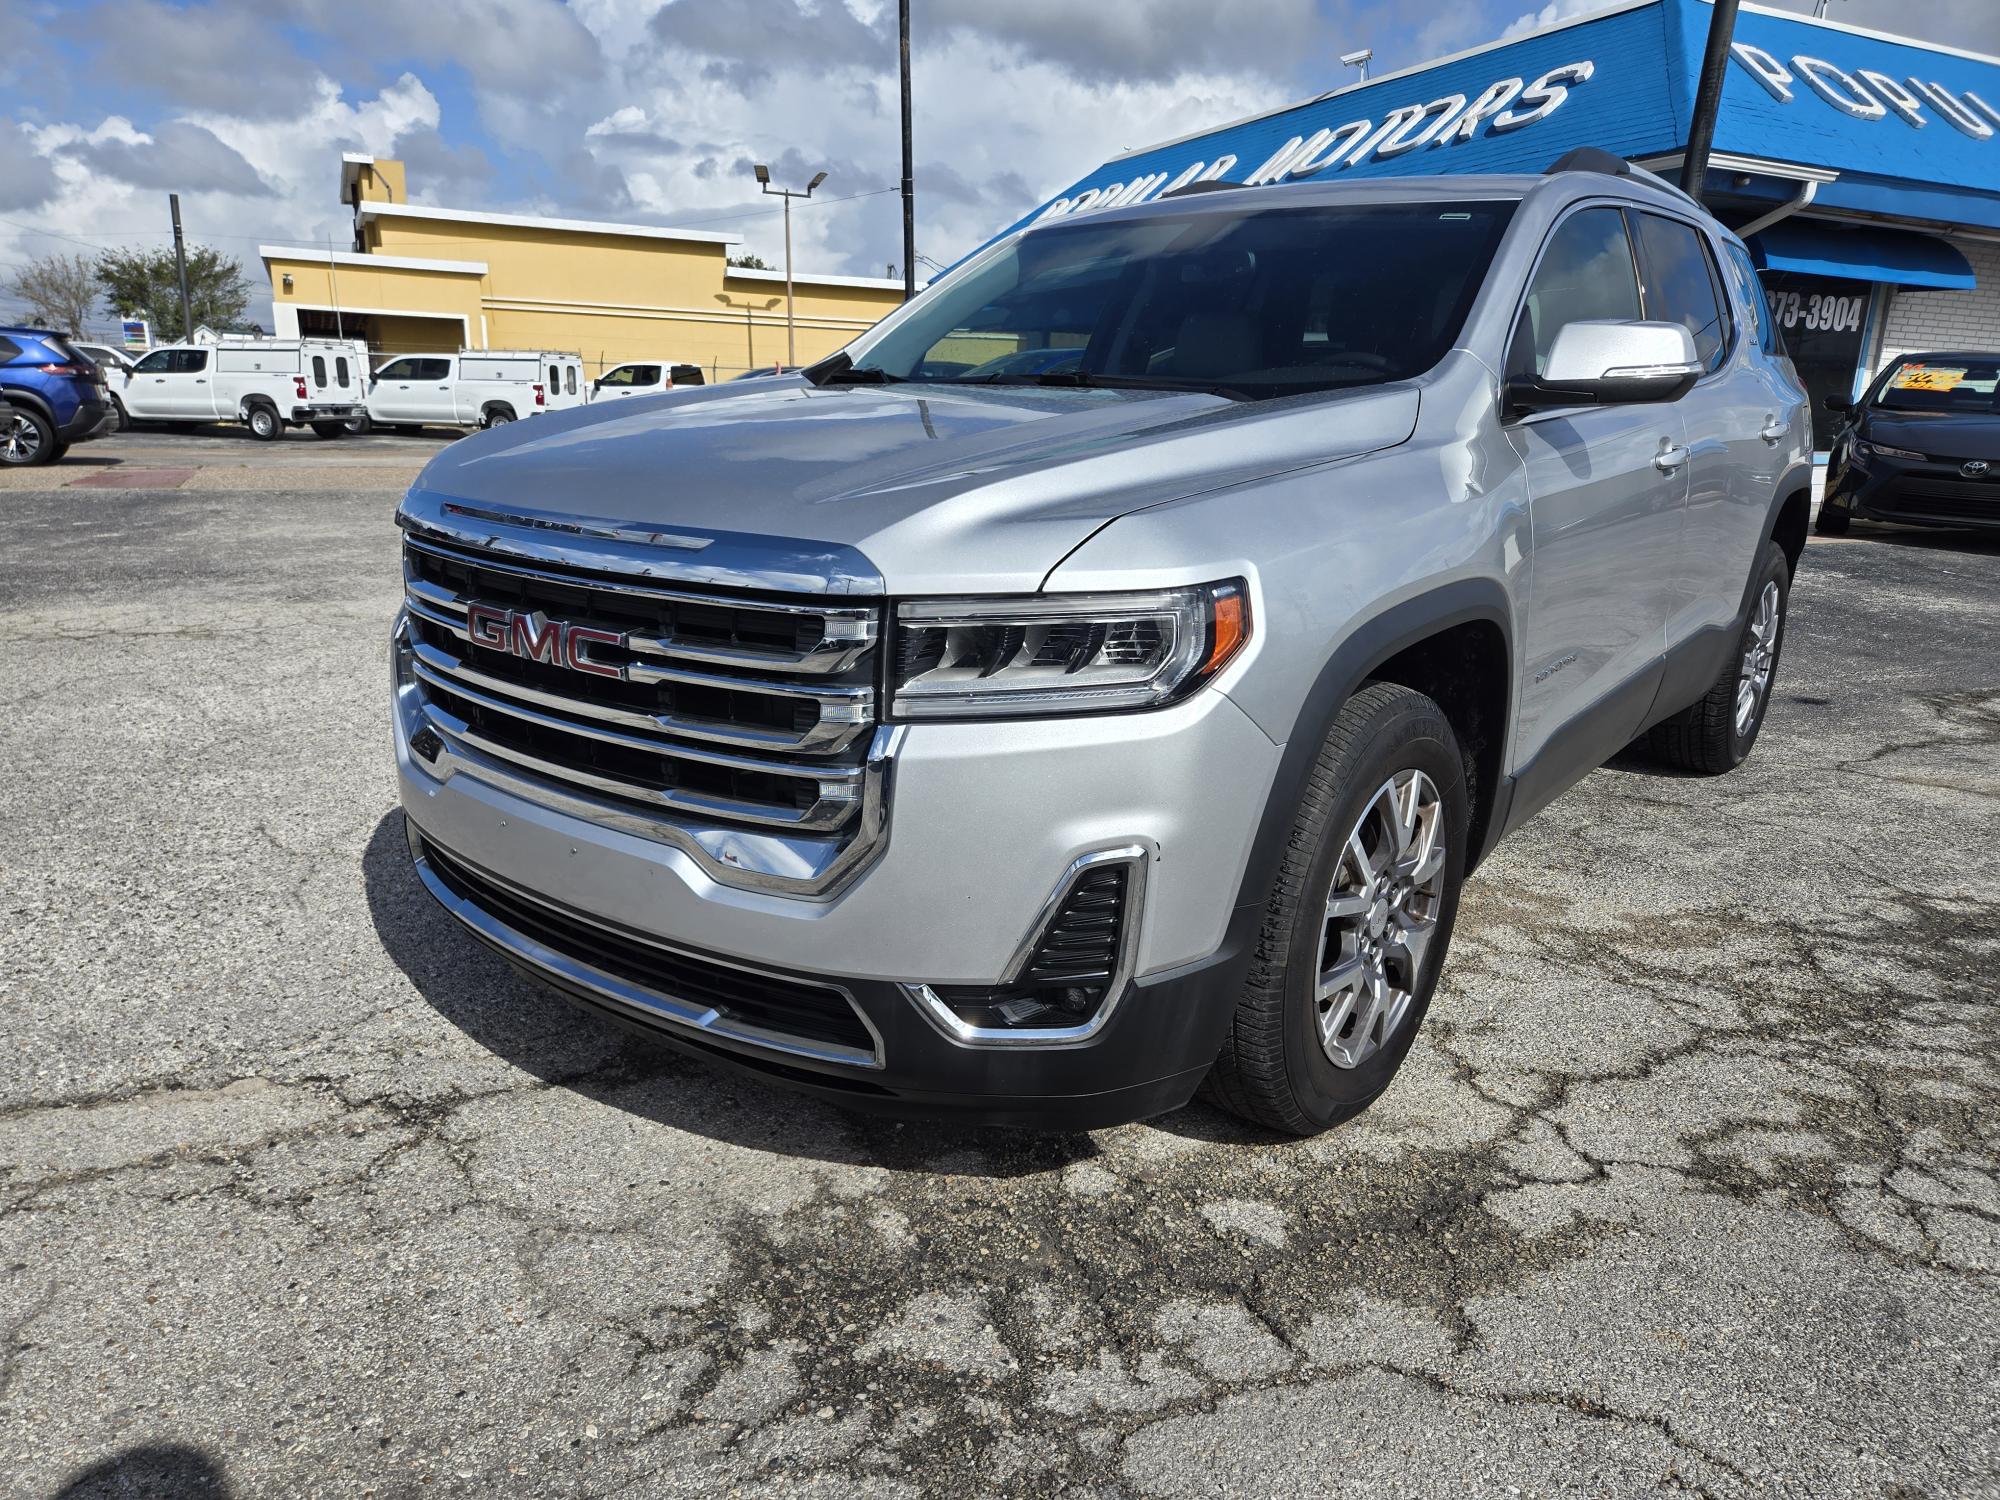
{"left": 261, "top": 154, "right": 910, "bottom": 380}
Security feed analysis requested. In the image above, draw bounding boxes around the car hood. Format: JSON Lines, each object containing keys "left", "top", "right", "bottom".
{"left": 406, "top": 378, "right": 1420, "bottom": 593}
{"left": 1863, "top": 409, "right": 2000, "bottom": 461}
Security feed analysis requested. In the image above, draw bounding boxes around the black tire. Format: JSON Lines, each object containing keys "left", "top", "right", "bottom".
{"left": 105, "top": 397, "right": 127, "bottom": 434}
{"left": 483, "top": 406, "right": 515, "bottom": 428}
{"left": 1814, "top": 503, "right": 1850, "bottom": 536}
{"left": 1203, "top": 682, "right": 1471, "bottom": 1135}
{"left": 310, "top": 421, "right": 346, "bottom": 439}
{"left": 344, "top": 413, "right": 371, "bottom": 435}
{"left": 0, "top": 405, "right": 56, "bottom": 466}
{"left": 47, "top": 437, "right": 69, "bottom": 463}
{"left": 1640, "top": 539, "right": 1790, "bottom": 775}
{"left": 245, "top": 404, "right": 281, "bottom": 441}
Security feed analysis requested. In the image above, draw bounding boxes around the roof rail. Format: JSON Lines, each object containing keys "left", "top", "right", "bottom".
{"left": 1544, "top": 146, "right": 1632, "bottom": 178}
{"left": 1544, "top": 147, "right": 1704, "bottom": 210}
{"left": 1160, "top": 180, "right": 1248, "bottom": 199}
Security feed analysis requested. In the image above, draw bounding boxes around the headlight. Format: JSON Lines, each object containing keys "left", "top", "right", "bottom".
{"left": 1860, "top": 440, "right": 1925, "bottom": 462}
{"left": 889, "top": 581, "right": 1249, "bottom": 719}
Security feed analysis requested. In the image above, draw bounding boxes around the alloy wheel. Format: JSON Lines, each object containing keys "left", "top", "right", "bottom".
{"left": 2, "top": 411, "right": 42, "bottom": 463}
{"left": 1314, "top": 768, "right": 1447, "bottom": 1069}
{"left": 1736, "top": 580, "right": 1781, "bottom": 737}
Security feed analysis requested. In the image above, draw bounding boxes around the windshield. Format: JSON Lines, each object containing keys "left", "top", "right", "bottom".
{"left": 1873, "top": 357, "right": 2000, "bottom": 414}
{"left": 844, "top": 199, "right": 1516, "bottom": 400}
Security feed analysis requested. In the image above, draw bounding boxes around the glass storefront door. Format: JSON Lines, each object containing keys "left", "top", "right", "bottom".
{"left": 1759, "top": 272, "right": 1875, "bottom": 452}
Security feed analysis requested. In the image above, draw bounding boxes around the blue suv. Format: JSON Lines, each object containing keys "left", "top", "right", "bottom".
{"left": 0, "top": 327, "right": 112, "bottom": 466}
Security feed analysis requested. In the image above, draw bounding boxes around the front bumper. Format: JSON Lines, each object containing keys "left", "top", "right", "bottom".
{"left": 392, "top": 616, "right": 1282, "bottom": 1124}
{"left": 1825, "top": 449, "right": 2000, "bottom": 529}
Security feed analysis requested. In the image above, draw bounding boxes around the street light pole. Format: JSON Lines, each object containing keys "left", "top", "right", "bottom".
{"left": 754, "top": 164, "right": 827, "bottom": 369}
{"left": 1681, "top": 0, "right": 1742, "bottom": 201}
{"left": 168, "top": 193, "right": 193, "bottom": 341}
{"left": 899, "top": 0, "right": 915, "bottom": 303}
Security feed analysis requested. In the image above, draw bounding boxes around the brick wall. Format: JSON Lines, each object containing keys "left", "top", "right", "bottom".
{"left": 1875, "top": 237, "right": 2000, "bottom": 373}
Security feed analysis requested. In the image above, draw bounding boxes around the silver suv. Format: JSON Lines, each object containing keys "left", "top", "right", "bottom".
{"left": 391, "top": 155, "right": 1811, "bottom": 1134}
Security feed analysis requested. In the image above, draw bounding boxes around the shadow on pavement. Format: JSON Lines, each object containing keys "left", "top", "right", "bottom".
{"left": 361, "top": 810, "right": 1097, "bottom": 1176}
{"left": 47, "top": 1445, "right": 232, "bottom": 1499}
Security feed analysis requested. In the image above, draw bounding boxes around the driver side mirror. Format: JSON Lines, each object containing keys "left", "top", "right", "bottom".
{"left": 1505, "top": 321, "right": 1702, "bottom": 416}
{"left": 1822, "top": 394, "right": 1852, "bottom": 414}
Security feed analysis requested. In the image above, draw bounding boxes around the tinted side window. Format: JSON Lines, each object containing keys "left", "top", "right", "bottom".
{"left": 312, "top": 355, "right": 327, "bottom": 386}
{"left": 1510, "top": 207, "right": 1642, "bottom": 378}
{"left": 672, "top": 364, "right": 705, "bottom": 386}
{"left": 1634, "top": 213, "right": 1729, "bottom": 371}
{"left": 172, "top": 349, "right": 209, "bottom": 374}
{"left": 411, "top": 358, "right": 452, "bottom": 381}
{"left": 132, "top": 350, "right": 173, "bottom": 374}
{"left": 634, "top": 365, "right": 661, "bottom": 386}
{"left": 565, "top": 365, "right": 577, "bottom": 395}
{"left": 375, "top": 358, "right": 414, "bottom": 380}
{"left": 0, "top": 337, "right": 20, "bottom": 363}
{"left": 1720, "top": 242, "right": 1776, "bottom": 356}
{"left": 335, "top": 356, "right": 350, "bottom": 387}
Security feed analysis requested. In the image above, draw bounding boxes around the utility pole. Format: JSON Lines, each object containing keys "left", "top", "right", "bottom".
{"left": 169, "top": 193, "right": 193, "bottom": 340}
{"left": 1680, "top": 0, "right": 1742, "bottom": 202}
{"left": 899, "top": 0, "right": 915, "bottom": 302}
{"left": 754, "top": 164, "right": 826, "bottom": 368}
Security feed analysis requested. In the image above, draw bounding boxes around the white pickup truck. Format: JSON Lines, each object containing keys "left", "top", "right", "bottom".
{"left": 588, "top": 360, "right": 707, "bottom": 401}
{"left": 115, "top": 338, "right": 368, "bottom": 439}
{"left": 365, "top": 349, "right": 585, "bottom": 432}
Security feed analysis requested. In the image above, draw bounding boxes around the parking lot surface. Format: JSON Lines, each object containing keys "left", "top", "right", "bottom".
{"left": 2, "top": 440, "right": 1996, "bottom": 1499}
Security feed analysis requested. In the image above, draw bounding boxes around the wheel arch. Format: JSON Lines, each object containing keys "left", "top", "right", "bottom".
{"left": 481, "top": 401, "right": 516, "bottom": 425}
{"left": 1768, "top": 475, "right": 1813, "bottom": 577}
{"left": 239, "top": 393, "right": 279, "bottom": 419}
{"left": 1231, "top": 578, "right": 1516, "bottom": 917}
{"left": 1, "top": 388, "right": 57, "bottom": 423}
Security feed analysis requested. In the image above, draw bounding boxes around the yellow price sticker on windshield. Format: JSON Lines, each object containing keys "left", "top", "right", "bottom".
{"left": 1892, "top": 365, "right": 1966, "bottom": 392}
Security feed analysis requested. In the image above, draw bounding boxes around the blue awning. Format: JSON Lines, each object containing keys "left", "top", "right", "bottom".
{"left": 1748, "top": 221, "right": 1976, "bottom": 290}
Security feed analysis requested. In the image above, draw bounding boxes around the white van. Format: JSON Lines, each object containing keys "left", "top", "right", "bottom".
{"left": 365, "top": 349, "right": 585, "bottom": 431}
{"left": 588, "top": 360, "right": 707, "bottom": 402}
{"left": 116, "top": 338, "right": 368, "bottom": 439}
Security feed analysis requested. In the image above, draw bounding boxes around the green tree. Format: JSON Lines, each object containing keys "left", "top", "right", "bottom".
{"left": 5, "top": 253, "right": 100, "bottom": 335}
{"left": 727, "top": 253, "right": 772, "bottom": 270}
{"left": 94, "top": 245, "right": 252, "bottom": 341}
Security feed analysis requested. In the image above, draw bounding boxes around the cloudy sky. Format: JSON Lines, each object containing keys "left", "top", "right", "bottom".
{"left": 3, "top": 0, "right": 1997, "bottom": 335}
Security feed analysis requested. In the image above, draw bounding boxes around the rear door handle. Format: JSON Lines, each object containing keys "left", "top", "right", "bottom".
{"left": 1654, "top": 442, "right": 1691, "bottom": 474}
{"left": 1760, "top": 416, "right": 1788, "bottom": 443}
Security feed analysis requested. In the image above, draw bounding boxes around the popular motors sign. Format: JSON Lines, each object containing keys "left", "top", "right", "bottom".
{"left": 1728, "top": 42, "right": 2000, "bottom": 137}
{"left": 1033, "top": 60, "right": 1599, "bottom": 223}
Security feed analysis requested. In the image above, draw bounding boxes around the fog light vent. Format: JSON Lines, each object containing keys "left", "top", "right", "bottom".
{"left": 925, "top": 856, "right": 1139, "bottom": 1036}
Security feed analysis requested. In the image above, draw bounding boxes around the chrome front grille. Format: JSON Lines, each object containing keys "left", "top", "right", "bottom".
{"left": 398, "top": 534, "right": 890, "bottom": 883}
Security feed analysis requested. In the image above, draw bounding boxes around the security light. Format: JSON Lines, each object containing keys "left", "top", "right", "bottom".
{"left": 808, "top": 171, "right": 828, "bottom": 192}
{"left": 754, "top": 163, "right": 771, "bottom": 185}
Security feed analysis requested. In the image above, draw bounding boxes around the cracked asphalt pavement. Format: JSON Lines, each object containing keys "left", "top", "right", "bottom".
{"left": 3, "top": 445, "right": 1997, "bottom": 1499}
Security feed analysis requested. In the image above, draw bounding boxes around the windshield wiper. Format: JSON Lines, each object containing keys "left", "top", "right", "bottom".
{"left": 821, "top": 365, "right": 904, "bottom": 386}
{"left": 801, "top": 352, "right": 903, "bottom": 387}
{"left": 986, "top": 370, "right": 1252, "bottom": 401}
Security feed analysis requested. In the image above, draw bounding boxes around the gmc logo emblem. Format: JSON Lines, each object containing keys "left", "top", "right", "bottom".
{"left": 465, "top": 602, "right": 624, "bottom": 679}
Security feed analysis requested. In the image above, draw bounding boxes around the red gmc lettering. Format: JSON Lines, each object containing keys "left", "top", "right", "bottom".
{"left": 466, "top": 602, "right": 510, "bottom": 650}
{"left": 563, "top": 625, "right": 624, "bottom": 678}
{"left": 509, "top": 612, "right": 563, "bottom": 664}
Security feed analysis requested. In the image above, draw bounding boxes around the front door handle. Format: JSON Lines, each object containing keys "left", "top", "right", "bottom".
{"left": 194, "top": 378, "right": 207, "bottom": 384}
{"left": 1654, "top": 442, "right": 1691, "bottom": 474}
{"left": 1760, "top": 415, "right": 1788, "bottom": 444}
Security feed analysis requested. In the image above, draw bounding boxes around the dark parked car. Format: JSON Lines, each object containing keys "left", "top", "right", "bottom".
{"left": 1820, "top": 351, "right": 2000, "bottom": 535}
{"left": 0, "top": 326, "right": 112, "bottom": 465}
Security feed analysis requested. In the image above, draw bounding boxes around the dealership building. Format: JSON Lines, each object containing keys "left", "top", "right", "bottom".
{"left": 260, "top": 156, "right": 908, "bottom": 381}
{"left": 1005, "top": 0, "right": 2000, "bottom": 453}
